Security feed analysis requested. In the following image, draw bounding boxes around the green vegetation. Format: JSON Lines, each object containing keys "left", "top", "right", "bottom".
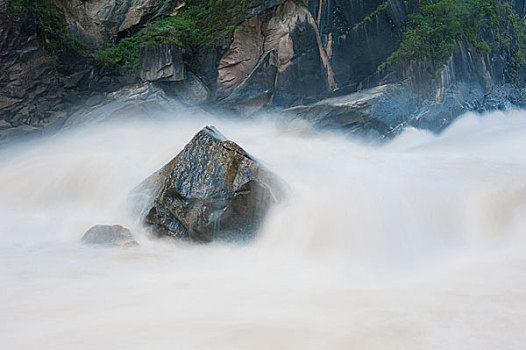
{"left": 353, "top": 1, "right": 389, "bottom": 30}
{"left": 94, "top": 0, "right": 251, "bottom": 73}
{"left": 494, "top": 3, "right": 526, "bottom": 81}
{"left": 381, "top": 0, "right": 526, "bottom": 79}
{"left": 8, "top": 0, "right": 88, "bottom": 61}
{"left": 8, "top": 0, "right": 252, "bottom": 73}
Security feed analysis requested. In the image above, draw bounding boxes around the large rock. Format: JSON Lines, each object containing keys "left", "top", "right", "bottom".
{"left": 81, "top": 225, "right": 138, "bottom": 247}
{"left": 286, "top": 84, "right": 399, "bottom": 138}
{"left": 139, "top": 126, "right": 280, "bottom": 243}
{"left": 216, "top": 0, "right": 336, "bottom": 110}
{"left": 61, "top": 83, "right": 188, "bottom": 127}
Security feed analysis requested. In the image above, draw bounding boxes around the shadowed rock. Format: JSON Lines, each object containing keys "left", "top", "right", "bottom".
{"left": 139, "top": 44, "right": 185, "bottom": 82}
{"left": 81, "top": 225, "right": 138, "bottom": 247}
{"left": 139, "top": 126, "right": 280, "bottom": 243}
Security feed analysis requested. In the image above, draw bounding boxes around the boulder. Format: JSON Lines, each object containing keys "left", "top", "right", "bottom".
{"left": 81, "top": 225, "right": 138, "bottom": 247}
{"left": 139, "top": 126, "right": 280, "bottom": 243}
{"left": 285, "top": 84, "right": 407, "bottom": 138}
{"left": 61, "top": 83, "right": 187, "bottom": 127}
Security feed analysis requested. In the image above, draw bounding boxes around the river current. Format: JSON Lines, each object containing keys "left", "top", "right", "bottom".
{"left": 1, "top": 109, "right": 525, "bottom": 348}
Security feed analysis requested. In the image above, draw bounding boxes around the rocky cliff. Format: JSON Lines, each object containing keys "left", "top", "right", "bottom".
{"left": 1, "top": 0, "right": 525, "bottom": 140}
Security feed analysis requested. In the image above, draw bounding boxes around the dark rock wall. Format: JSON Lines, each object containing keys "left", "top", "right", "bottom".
{"left": 1, "top": 0, "right": 525, "bottom": 139}
{"left": 0, "top": 0, "right": 59, "bottom": 129}
{"left": 215, "top": 0, "right": 335, "bottom": 111}
{"left": 302, "top": 0, "right": 412, "bottom": 89}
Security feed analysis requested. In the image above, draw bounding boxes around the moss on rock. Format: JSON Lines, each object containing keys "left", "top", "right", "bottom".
{"left": 8, "top": 0, "right": 88, "bottom": 61}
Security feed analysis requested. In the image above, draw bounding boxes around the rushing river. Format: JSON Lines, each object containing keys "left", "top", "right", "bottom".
{"left": 1, "top": 109, "right": 526, "bottom": 349}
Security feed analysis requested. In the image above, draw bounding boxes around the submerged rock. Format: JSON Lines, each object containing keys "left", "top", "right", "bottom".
{"left": 139, "top": 126, "right": 280, "bottom": 243}
{"left": 81, "top": 225, "right": 138, "bottom": 247}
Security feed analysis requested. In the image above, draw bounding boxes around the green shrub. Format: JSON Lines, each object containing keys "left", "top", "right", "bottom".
{"left": 353, "top": 1, "right": 389, "bottom": 30}
{"left": 93, "top": 0, "right": 251, "bottom": 74}
{"left": 8, "top": 0, "right": 88, "bottom": 61}
{"left": 383, "top": 0, "right": 526, "bottom": 78}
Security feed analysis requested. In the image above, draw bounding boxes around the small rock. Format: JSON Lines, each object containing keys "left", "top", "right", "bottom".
{"left": 81, "top": 225, "right": 138, "bottom": 247}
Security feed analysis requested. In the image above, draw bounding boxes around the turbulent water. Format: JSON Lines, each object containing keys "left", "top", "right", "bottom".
{"left": 1, "top": 109, "right": 526, "bottom": 349}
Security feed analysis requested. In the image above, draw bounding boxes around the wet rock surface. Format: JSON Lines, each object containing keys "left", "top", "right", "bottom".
{"left": 141, "top": 126, "right": 280, "bottom": 243}
{"left": 81, "top": 225, "right": 138, "bottom": 247}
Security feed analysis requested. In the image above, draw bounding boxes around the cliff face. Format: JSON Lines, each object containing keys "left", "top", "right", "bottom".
{"left": 304, "top": 0, "right": 412, "bottom": 90}
{"left": 50, "top": 0, "right": 178, "bottom": 46}
{"left": 211, "top": 0, "right": 411, "bottom": 110}
{"left": 215, "top": 0, "right": 336, "bottom": 112}
{"left": 1, "top": 0, "right": 525, "bottom": 140}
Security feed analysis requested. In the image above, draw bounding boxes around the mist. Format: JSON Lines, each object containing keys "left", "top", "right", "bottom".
{"left": 1, "top": 109, "right": 526, "bottom": 349}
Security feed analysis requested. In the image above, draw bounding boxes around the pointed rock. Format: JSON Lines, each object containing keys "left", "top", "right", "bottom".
{"left": 139, "top": 126, "right": 280, "bottom": 243}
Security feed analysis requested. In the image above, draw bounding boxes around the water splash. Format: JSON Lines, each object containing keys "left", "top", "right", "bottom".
{"left": 1, "top": 109, "right": 525, "bottom": 348}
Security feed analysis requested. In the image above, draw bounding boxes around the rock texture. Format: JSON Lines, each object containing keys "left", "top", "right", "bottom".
{"left": 1, "top": 0, "right": 526, "bottom": 141}
{"left": 139, "top": 43, "right": 185, "bottom": 82}
{"left": 0, "top": 0, "right": 61, "bottom": 131}
{"left": 51, "top": 0, "right": 178, "bottom": 46}
{"left": 216, "top": 0, "right": 336, "bottom": 111}
{"left": 268, "top": 0, "right": 525, "bottom": 134}
{"left": 81, "top": 225, "right": 138, "bottom": 247}
{"left": 141, "top": 126, "right": 280, "bottom": 242}
{"left": 287, "top": 38, "right": 518, "bottom": 136}
{"left": 61, "top": 83, "right": 188, "bottom": 127}
{"left": 286, "top": 84, "right": 398, "bottom": 138}
{"left": 157, "top": 71, "right": 210, "bottom": 106}
{"left": 303, "top": 0, "right": 412, "bottom": 90}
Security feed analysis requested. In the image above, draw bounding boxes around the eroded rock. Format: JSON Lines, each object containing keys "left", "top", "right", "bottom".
{"left": 81, "top": 225, "right": 138, "bottom": 247}
{"left": 51, "top": 0, "right": 178, "bottom": 46}
{"left": 216, "top": 0, "right": 336, "bottom": 110}
{"left": 139, "top": 44, "right": 185, "bottom": 82}
{"left": 139, "top": 126, "right": 280, "bottom": 243}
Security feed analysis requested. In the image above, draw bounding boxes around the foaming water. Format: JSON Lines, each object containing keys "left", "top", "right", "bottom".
{"left": 1, "top": 110, "right": 526, "bottom": 349}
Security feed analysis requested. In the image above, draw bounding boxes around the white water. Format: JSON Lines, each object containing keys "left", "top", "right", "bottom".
{"left": 1, "top": 110, "right": 526, "bottom": 349}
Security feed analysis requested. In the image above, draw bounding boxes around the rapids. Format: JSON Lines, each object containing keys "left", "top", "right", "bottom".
{"left": 1, "top": 109, "right": 526, "bottom": 349}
